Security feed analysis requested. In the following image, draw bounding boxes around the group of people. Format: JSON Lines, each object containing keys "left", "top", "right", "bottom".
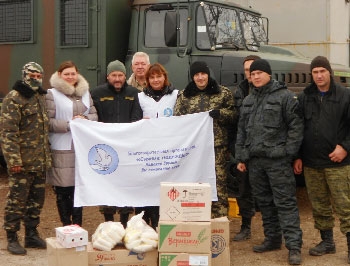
{"left": 1, "top": 52, "right": 349, "bottom": 265}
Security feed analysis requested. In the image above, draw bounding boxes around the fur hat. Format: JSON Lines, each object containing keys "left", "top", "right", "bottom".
{"left": 107, "top": 60, "right": 126, "bottom": 75}
{"left": 190, "top": 61, "right": 210, "bottom": 80}
{"left": 250, "top": 59, "right": 272, "bottom": 75}
{"left": 243, "top": 55, "right": 261, "bottom": 65}
{"left": 310, "top": 56, "right": 333, "bottom": 74}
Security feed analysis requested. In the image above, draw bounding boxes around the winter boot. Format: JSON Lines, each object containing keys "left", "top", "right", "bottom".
{"left": 120, "top": 212, "right": 129, "bottom": 228}
{"left": 56, "top": 191, "right": 72, "bottom": 226}
{"left": 24, "top": 227, "right": 46, "bottom": 249}
{"left": 104, "top": 213, "right": 114, "bottom": 221}
{"left": 253, "top": 237, "right": 282, "bottom": 253}
{"left": 233, "top": 217, "right": 251, "bottom": 241}
{"left": 346, "top": 232, "right": 350, "bottom": 264}
{"left": 6, "top": 231, "right": 27, "bottom": 255}
{"left": 309, "top": 229, "right": 336, "bottom": 256}
{"left": 72, "top": 207, "right": 83, "bottom": 226}
{"left": 288, "top": 249, "right": 302, "bottom": 265}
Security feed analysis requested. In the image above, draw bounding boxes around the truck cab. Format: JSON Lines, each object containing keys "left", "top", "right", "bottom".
{"left": 126, "top": 0, "right": 350, "bottom": 92}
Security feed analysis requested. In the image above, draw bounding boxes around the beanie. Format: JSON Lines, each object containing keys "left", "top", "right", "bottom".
{"left": 243, "top": 55, "right": 261, "bottom": 65}
{"left": 107, "top": 60, "right": 126, "bottom": 75}
{"left": 310, "top": 56, "right": 333, "bottom": 74}
{"left": 190, "top": 61, "right": 210, "bottom": 80}
{"left": 250, "top": 59, "right": 272, "bottom": 75}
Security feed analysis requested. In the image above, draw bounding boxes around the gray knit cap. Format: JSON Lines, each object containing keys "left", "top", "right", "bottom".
{"left": 107, "top": 60, "right": 126, "bottom": 75}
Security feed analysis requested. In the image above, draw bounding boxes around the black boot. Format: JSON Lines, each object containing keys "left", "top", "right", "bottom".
{"left": 104, "top": 213, "right": 114, "bottom": 221}
{"left": 233, "top": 217, "right": 251, "bottom": 241}
{"left": 6, "top": 231, "right": 27, "bottom": 255}
{"left": 120, "top": 212, "right": 129, "bottom": 228}
{"left": 288, "top": 249, "right": 302, "bottom": 265}
{"left": 253, "top": 237, "right": 282, "bottom": 253}
{"left": 309, "top": 229, "right": 336, "bottom": 256}
{"left": 55, "top": 187, "right": 72, "bottom": 226}
{"left": 346, "top": 232, "right": 350, "bottom": 264}
{"left": 72, "top": 207, "right": 83, "bottom": 226}
{"left": 24, "top": 227, "right": 46, "bottom": 249}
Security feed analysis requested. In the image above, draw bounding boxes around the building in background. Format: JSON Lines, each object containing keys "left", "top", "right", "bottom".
{"left": 246, "top": 0, "right": 350, "bottom": 67}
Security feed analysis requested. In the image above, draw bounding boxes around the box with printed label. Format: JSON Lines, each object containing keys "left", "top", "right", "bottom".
{"left": 87, "top": 243, "right": 158, "bottom": 266}
{"left": 159, "top": 182, "right": 211, "bottom": 222}
{"left": 159, "top": 252, "right": 212, "bottom": 266}
{"left": 55, "top": 224, "right": 88, "bottom": 248}
{"left": 47, "top": 237, "right": 88, "bottom": 266}
{"left": 211, "top": 217, "right": 230, "bottom": 266}
{"left": 158, "top": 221, "right": 211, "bottom": 253}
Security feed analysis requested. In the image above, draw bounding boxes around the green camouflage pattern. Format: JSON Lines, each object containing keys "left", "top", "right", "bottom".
{"left": 174, "top": 84, "right": 236, "bottom": 148}
{"left": 304, "top": 165, "right": 350, "bottom": 235}
{"left": 174, "top": 82, "right": 235, "bottom": 217}
{"left": 4, "top": 172, "right": 46, "bottom": 231}
{"left": 1, "top": 89, "right": 51, "bottom": 171}
{"left": 211, "top": 146, "right": 229, "bottom": 218}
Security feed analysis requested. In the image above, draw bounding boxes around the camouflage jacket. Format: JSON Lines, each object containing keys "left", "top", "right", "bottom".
{"left": 174, "top": 78, "right": 236, "bottom": 147}
{"left": 235, "top": 79, "right": 303, "bottom": 163}
{"left": 0, "top": 81, "right": 51, "bottom": 172}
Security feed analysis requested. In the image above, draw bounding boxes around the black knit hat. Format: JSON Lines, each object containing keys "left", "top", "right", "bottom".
{"left": 243, "top": 55, "right": 261, "bottom": 65}
{"left": 310, "top": 56, "right": 333, "bottom": 74}
{"left": 250, "top": 59, "right": 272, "bottom": 75}
{"left": 190, "top": 61, "right": 210, "bottom": 80}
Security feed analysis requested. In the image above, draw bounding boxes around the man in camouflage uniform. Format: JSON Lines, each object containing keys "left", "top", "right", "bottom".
{"left": 1, "top": 62, "right": 51, "bottom": 255}
{"left": 294, "top": 56, "right": 350, "bottom": 264}
{"left": 235, "top": 59, "right": 303, "bottom": 265}
{"left": 174, "top": 61, "right": 236, "bottom": 218}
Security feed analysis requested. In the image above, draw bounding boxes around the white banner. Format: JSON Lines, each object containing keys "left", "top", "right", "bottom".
{"left": 70, "top": 112, "right": 217, "bottom": 207}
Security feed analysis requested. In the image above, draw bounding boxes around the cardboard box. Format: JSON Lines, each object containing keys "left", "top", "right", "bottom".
{"left": 47, "top": 237, "right": 88, "bottom": 266}
{"left": 158, "top": 221, "right": 211, "bottom": 253}
{"left": 228, "top": 198, "right": 240, "bottom": 218}
{"left": 211, "top": 217, "right": 230, "bottom": 266}
{"left": 159, "top": 253, "right": 211, "bottom": 266}
{"left": 160, "top": 182, "right": 212, "bottom": 222}
{"left": 87, "top": 243, "right": 158, "bottom": 266}
{"left": 55, "top": 224, "right": 88, "bottom": 248}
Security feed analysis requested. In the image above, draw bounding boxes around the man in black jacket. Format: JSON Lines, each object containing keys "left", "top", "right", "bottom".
{"left": 90, "top": 60, "right": 142, "bottom": 227}
{"left": 236, "top": 59, "right": 303, "bottom": 265}
{"left": 294, "top": 56, "right": 350, "bottom": 264}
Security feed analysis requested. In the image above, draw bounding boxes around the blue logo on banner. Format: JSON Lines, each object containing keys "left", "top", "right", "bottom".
{"left": 88, "top": 144, "right": 119, "bottom": 175}
{"left": 163, "top": 108, "right": 173, "bottom": 117}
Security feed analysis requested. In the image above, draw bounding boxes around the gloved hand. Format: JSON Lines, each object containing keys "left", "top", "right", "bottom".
{"left": 209, "top": 109, "right": 220, "bottom": 119}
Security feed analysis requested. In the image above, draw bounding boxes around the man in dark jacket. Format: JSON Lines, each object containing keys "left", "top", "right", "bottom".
{"left": 231, "top": 55, "right": 260, "bottom": 241}
{"left": 294, "top": 56, "right": 350, "bottom": 264}
{"left": 90, "top": 60, "right": 142, "bottom": 227}
{"left": 235, "top": 59, "right": 303, "bottom": 265}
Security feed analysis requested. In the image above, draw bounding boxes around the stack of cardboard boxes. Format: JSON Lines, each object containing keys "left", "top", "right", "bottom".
{"left": 158, "top": 182, "right": 230, "bottom": 266}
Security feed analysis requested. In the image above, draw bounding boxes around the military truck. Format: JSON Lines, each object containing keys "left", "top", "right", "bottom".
{"left": 0, "top": 0, "right": 349, "bottom": 98}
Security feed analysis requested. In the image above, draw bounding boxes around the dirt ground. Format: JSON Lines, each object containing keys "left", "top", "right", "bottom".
{"left": 0, "top": 166, "right": 348, "bottom": 266}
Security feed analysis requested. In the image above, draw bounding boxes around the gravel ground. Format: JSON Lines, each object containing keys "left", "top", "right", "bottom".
{"left": 0, "top": 166, "right": 348, "bottom": 266}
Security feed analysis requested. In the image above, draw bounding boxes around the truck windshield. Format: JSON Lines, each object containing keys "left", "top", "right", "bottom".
{"left": 196, "top": 2, "right": 267, "bottom": 51}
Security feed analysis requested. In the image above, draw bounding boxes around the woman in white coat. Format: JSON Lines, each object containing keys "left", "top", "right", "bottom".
{"left": 136, "top": 63, "right": 178, "bottom": 229}
{"left": 46, "top": 61, "right": 98, "bottom": 226}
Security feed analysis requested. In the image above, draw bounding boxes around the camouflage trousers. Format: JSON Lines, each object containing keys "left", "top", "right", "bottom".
{"left": 3, "top": 172, "right": 46, "bottom": 232}
{"left": 248, "top": 157, "right": 303, "bottom": 250}
{"left": 211, "top": 146, "right": 229, "bottom": 218}
{"left": 304, "top": 165, "right": 350, "bottom": 234}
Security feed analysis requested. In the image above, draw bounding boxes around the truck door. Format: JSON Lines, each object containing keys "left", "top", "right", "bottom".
{"left": 54, "top": 0, "right": 99, "bottom": 87}
{"left": 126, "top": 5, "right": 190, "bottom": 90}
